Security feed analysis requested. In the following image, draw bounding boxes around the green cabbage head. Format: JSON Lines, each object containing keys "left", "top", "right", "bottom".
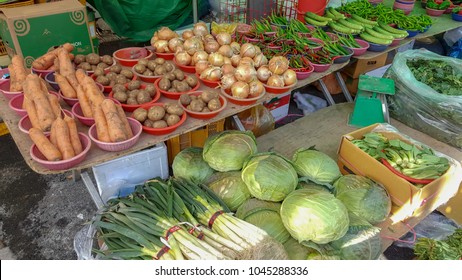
{"left": 292, "top": 148, "right": 341, "bottom": 188}
{"left": 172, "top": 147, "right": 214, "bottom": 183}
{"left": 205, "top": 171, "right": 251, "bottom": 211}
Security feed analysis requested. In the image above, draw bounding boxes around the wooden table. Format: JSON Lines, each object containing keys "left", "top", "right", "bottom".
{"left": 256, "top": 102, "right": 462, "bottom": 250}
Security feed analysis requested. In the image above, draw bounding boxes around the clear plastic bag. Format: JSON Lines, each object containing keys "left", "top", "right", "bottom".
{"left": 226, "top": 105, "right": 275, "bottom": 137}
{"left": 383, "top": 49, "right": 462, "bottom": 148}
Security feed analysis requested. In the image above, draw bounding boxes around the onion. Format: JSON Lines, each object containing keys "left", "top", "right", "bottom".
{"left": 168, "top": 38, "right": 184, "bottom": 53}
{"left": 254, "top": 45, "right": 262, "bottom": 55}
{"left": 157, "top": 27, "right": 178, "bottom": 40}
{"left": 153, "top": 40, "right": 169, "bottom": 53}
{"left": 216, "top": 32, "right": 232, "bottom": 46}
{"left": 253, "top": 53, "right": 268, "bottom": 68}
{"left": 283, "top": 69, "right": 297, "bottom": 86}
{"left": 268, "top": 56, "right": 289, "bottom": 75}
{"left": 193, "top": 22, "right": 209, "bottom": 36}
{"left": 267, "top": 75, "right": 285, "bottom": 87}
{"left": 230, "top": 42, "right": 241, "bottom": 55}
{"left": 200, "top": 66, "right": 222, "bottom": 81}
{"left": 192, "top": 50, "right": 208, "bottom": 66}
{"left": 218, "top": 45, "right": 233, "bottom": 58}
{"left": 240, "top": 43, "right": 257, "bottom": 58}
{"left": 182, "top": 30, "right": 194, "bottom": 40}
{"left": 203, "top": 34, "right": 215, "bottom": 42}
{"left": 208, "top": 53, "right": 225, "bottom": 67}
{"left": 235, "top": 65, "right": 257, "bottom": 83}
{"left": 230, "top": 54, "right": 241, "bottom": 67}
{"left": 221, "top": 74, "right": 237, "bottom": 90}
{"left": 239, "top": 57, "right": 255, "bottom": 68}
{"left": 221, "top": 64, "right": 235, "bottom": 75}
{"left": 195, "top": 60, "right": 209, "bottom": 75}
{"left": 205, "top": 40, "right": 220, "bottom": 54}
{"left": 175, "top": 51, "right": 192, "bottom": 66}
{"left": 173, "top": 45, "right": 185, "bottom": 53}
{"left": 223, "top": 57, "right": 232, "bottom": 65}
{"left": 231, "top": 81, "right": 250, "bottom": 99}
{"left": 184, "top": 37, "right": 204, "bottom": 56}
{"left": 248, "top": 80, "right": 265, "bottom": 97}
{"left": 256, "top": 65, "right": 272, "bottom": 82}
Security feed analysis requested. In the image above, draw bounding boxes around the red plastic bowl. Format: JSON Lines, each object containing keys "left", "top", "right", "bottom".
{"left": 291, "top": 65, "right": 314, "bottom": 80}
{"left": 154, "top": 52, "right": 175, "bottom": 60}
{"left": 109, "top": 84, "right": 161, "bottom": 112}
{"left": 381, "top": 158, "right": 434, "bottom": 185}
{"left": 345, "top": 39, "right": 370, "bottom": 56}
{"left": 30, "top": 132, "right": 91, "bottom": 171}
{"left": 263, "top": 83, "right": 295, "bottom": 94}
{"left": 113, "top": 47, "right": 154, "bottom": 67}
{"left": 134, "top": 103, "right": 187, "bottom": 135}
{"left": 154, "top": 77, "right": 201, "bottom": 100}
{"left": 131, "top": 65, "right": 161, "bottom": 83}
{"left": 425, "top": 7, "right": 445, "bottom": 16}
{"left": 91, "top": 70, "right": 136, "bottom": 94}
{"left": 9, "top": 91, "right": 60, "bottom": 117}
{"left": 220, "top": 87, "right": 266, "bottom": 106}
{"left": 0, "top": 79, "right": 23, "bottom": 100}
{"left": 306, "top": 38, "right": 324, "bottom": 52}
{"left": 311, "top": 62, "right": 332, "bottom": 73}
{"left": 196, "top": 73, "right": 221, "bottom": 88}
{"left": 71, "top": 99, "right": 121, "bottom": 126}
{"left": 89, "top": 117, "right": 142, "bottom": 152}
{"left": 173, "top": 58, "right": 196, "bottom": 73}
{"left": 31, "top": 67, "right": 54, "bottom": 78}
{"left": 178, "top": 91, "right": 227, "bottom": 119}
{"left": 18, "top": 109, "right": 73, "bottom": 135}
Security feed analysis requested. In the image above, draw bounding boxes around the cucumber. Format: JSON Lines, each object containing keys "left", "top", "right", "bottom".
{"left": 338, "top": 19, "right": 364, "bottom": 32}
{"left": 324, "top": 9, "right": 337, "bottom": 20}
{"left": 329, "top": 22, "right": 358, "bottom": 34}
{"left": 359, "top": 32, "right": 392, "bottom": 45}
{"left": 347, "top": 18, "right": 375, "bottom": 29}
{"left": 305, "top": 17, "right": 329, "bottom": 27}
{"left": 329, "top": 7, "right": 346, "bottom": 20}
{"left": 351, "top": 14, "right": 377, "bottom": 26}
{"left": 378, "top": 22, "right": 409, "bottom": 36}
{"left": 373, "top": 26, "right": 404, "bottom": 39}
{"left": 365, "top": 28, "right": 394, "bottom": 40}
{"left": 305, "top": 12, "right": 332, "bottom": 22}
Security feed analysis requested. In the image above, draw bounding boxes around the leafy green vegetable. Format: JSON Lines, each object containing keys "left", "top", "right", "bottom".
{"left": 172, "top": 147, "right": 214, "bottom": 183}
{"left": 205, "top": 171, "right": 251, "bottom": 211}
{"left": 414, "top": 228, "right": 462, "bottom": 260}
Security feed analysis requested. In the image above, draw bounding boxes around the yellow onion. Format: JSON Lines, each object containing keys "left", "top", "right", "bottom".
{"left": 195, "top": 60, "right": 210, "bottom": 75}
{"left": 221, "top": 64, "right": 235, "bottom": 75}
{"left": 193, "top": 22, "right": 209, "bottom": 36}
{"left": 230, "top": 42, "right": 241, "bottom": 55}
{"left": 223, "top": 57, "right": 232, "bottom": 65}
{"left": 239, "top": 57, "right": 255, "bottom": 68}
{"left": 205, "top": 40, "right": 220, "bottom": 54}
{"left": 218, "top": 45, "right": 233, "bottom": 58}
{"left": 267, "top": 74, "right": 285, "bottom": 87}
{"left": 221, "top": 74, "right": 237, "bottom": 90}
{"left": 230, "top": 54, "right": 241, "bottom": 67}
{"left": 182, "top": 30, "right": 194, "bottom": 40}
{"left": 168, "top": 38, "right": 184, "bottom": 53}
{"left": 216, "top": 32, "right": 232, "bottom": 46}
{"left": 256, "top": 65, "right": 272, "bottom": 82}
{"left": 175, "top": 51, "right": 192, "bottom": 66}
{"left": 254, "top": 45, "right": 262, "bottom": 55}
{"left": 173, "top": 45, "right": 184, "bottom": 53}
{"left": 268, "top": 56, "right": 289, "bottom": 75}
{"left": 203, "top": 34, "right": 215, "bottom": 42}
{"left": 231, "top": 81, "right": 250, "bottom": 99}
{"left": 184, "top": 37, "right": 204, "bottom": 55}
{"left": 157, "top": 27, "right": 178, "bottom": 40}
{"left": 208, "top": 52, "right": 225, "bottom": 67}
{"left": 283, "top": 69, "right": 297, "bottom": 86}
{"left": 235, "top": 65, "right": 257, "bottom": 83}
{"left": 152, "top": 40, "right": 169, "bottom": 53}
{"left": 192, "top": 50, "right": 208, "bottom": 66}
{"left": 248, "top": 80, "right": 265, "bottom": 97}
{"left": 200, "top": 66, "right": 222, "bottom": 81}
{"left": 253, "top": 53, "right": 268, "bottom": 68}
{"left": 240, "top": 43, "right": 257, "bottom": 58}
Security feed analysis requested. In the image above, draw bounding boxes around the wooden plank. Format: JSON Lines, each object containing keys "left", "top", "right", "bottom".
{"left": 256, "top": 103, "right": 462, "bottom": 251}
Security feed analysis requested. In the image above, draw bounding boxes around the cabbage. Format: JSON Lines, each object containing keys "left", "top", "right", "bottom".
{"left": 297, "top": 181, "right": 331, "bottom": 193}
{"left": 236, "top": 198, "right": 290, "bottom": 243}
{"left": 292, "top": 148, "right": 341, "bottom": 188}
{"left": 203, "top": 131, "right": 257, "bottom": 172}
{"left": 280, "top": 188, "right": 349, "bottom": 244}
{"left": 206, "top": 171, "right": 251, "bottom": 211}
{"left": 241, "top": 153, "right": 298, "bottom": 202}
{"left": 333, "top": 175, "right": 391, "bottom": 224}
{"left": 283, "top": 238, "right": 341, "bottom": 260}
{"left": 172, "top": 147, "right": 214, "bottom": 183}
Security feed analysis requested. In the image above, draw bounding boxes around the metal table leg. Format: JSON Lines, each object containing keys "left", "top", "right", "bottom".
{"left": 335, "top": 71, "right": 354, "bottom": 103}
{"left": 81, "top": 172, "right": 105, "bottom": 209}
{"left": 318, "top": 78, "right": 336, "bottom": 106}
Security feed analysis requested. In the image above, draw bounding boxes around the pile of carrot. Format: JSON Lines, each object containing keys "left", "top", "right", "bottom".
{"left": 23, "top": 74, "right": 63, "bottom": 132}
{"left": 94, "top": 99, "right": 133, "bottom": 143}
{"left": 29, "top": 115, "right": 82, "bottom": 161}
{"left": 8, "top": 55, "right": 28, "bottom": 92}
{"left": 54, "top": 46, "right": 81, "bottom": 99}
{"left": 31, "top": 43, "right": 74, "bottom": 71}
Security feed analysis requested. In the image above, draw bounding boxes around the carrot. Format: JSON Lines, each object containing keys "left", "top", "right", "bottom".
{"left": 29, "top": 127, "right": 62, "bottom": 161}
{"left": 66, "top": 74, "right": 80, "bottom": 92}
{"left": 101, "top": 99, "right": 127, "bottom": 142}
{"left": 53, "top": 58, "right": 60, "bottom": 73}
{"left": 23, "top": 74, "right": 55, "bottom": 131}
{"left": 115, "top": 104, "right": 133, "bottom": 139}
{"left": 7, "top": 65, "right": 21, "bottom": 92}
{"left": 57, "top": 48, "right": 74, "bottom": 77}
{"left": 82, "top": 76, "right": 104, "bottom": 109}
{"left": 75, "top": 69, "right": 87, "bottom": 84}
{"left": 55, "top": 73, "right": 77, "bottom": 98}
{"left": 32, "top": 43, "right": 74, "bottom": 70}
{"left": 47, "top": 94, "right": 61, "bottom": 119}
{"left": 10, "top": 55, "right": 27, "bottom": 91}
{"left": 23, "top": 96, "right": 41, "bottom": 130}
{"left": 76, "top": 85, "right": 93, "bottom": 118}
{"left": 54, "top": 117, "right": 75, "bottom": 160}
{"left": 64, "top": 114, "right": 83, "bottom": 155}
{"left": 50, "top": 119, "right": 58, "bottom": 146}
{"left": 93, "top": 104, "right": 111, "bottom": 142}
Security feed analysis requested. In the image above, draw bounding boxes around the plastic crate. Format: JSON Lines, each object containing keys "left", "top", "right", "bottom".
{"left": 166, "top": 119, "right": 225, "bottom": 164}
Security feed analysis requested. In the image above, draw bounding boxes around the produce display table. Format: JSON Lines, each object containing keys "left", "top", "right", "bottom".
{"left": 256, "top": 102, "right": 462, "bottom": 251}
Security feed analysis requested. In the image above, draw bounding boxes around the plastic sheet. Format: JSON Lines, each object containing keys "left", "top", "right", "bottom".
{"left": 448, "top": 38, "right": 462, "bottom": 59}
{"left": 383, "top": 49, "right": 462, "bottom": 148}
{"left": 225, "top": 105, "right": 275, "bottom": 137}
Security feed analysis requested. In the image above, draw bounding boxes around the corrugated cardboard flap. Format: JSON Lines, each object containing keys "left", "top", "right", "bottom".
{"left": 0, "top": 0, "right": 83, "bottom": 18}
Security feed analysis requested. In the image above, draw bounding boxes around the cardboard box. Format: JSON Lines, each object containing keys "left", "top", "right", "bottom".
{"left": 263, "top": 91, "right": 291, "bottom": 121}
{"left": 313, "top": 73, "right": 343, "bottom": 95}
{"left": 0, "top": 0, "right": 93, "bottom": 67}
{"left": 342, "top": 53, "right": 388, "bottom": 78}
{"left": 337, "top": 124, "right": 462, "bottom": 222}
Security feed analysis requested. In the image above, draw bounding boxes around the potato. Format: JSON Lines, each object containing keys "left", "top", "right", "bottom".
{"left": 208, "top": 98, "right": 221, "bottom": 111}
{"left": 154, "top": 65, "right": 167, "bottom": 76}
{"left": 201, "top": 91, "right": 219, "bottom": 103}
{"left": 110, "top": 64, "right": 122, "bottom": 74}
{"left": 166, "top": 114, "right": 181, "bottom": 126}
{"left": 138, "top": 58, "right": 149, "bottom": 66}
{"left": 86, "top": 53, "right": 100, "bottom": 65}
{"left": 74, "top": 54, "right": 86, "bottom": 64}
{"left": 91, "top": 65, "right": 97, "bottom": 71}
{"left": 148, "top": 106, "right": 165, "bottom": 121}
{"left": 185, "top": 75, "right": 198, "bottom": 87}
{"left": 133, "top": 108, "right": 148, "bottom": 122}
{"left": 179, "top": 94, "right": 192, "bottom": 106}
{"left": 114, "top": 75, "right": 128, "bottom": 85}
{"left": 166, "top": 104, "right": 184, "bottom": 116}
{"left": 96, "top": 62, "right": 109, "bottom": 69}
{"left": 154, "top": 58, "right": 165, "bottom": 65}
{"left": 164, "top": 72, "right": 176, "bottom": 81}
{"left": 145, "top": 84, "right": 156, "bottom": 97}
{"left": 190, "top": 99, "right": 205, "bottom": 112}
{"left": 173, "top": 69, "right": 185, "bottom": 81}
{"left": 128, "top": 90, "right": 140, "bottom": 99}
{"left": 147, "top": 61, "right": 157, "bottom": 71}
{"left": 96, "top": 75, "right": 110, "bottom": 86}
{"left": 79, "top": 62, "right": 92, "bottom": 71}
{"left": 101, "top": 55, "right": 113, "bottom": 65}
{"left": 106, "top": 72, "right": 118, "bottom": 81}
{"left": 136, "top": 90, "right": 151, "bottom": 104}
{"left": 134, "top": 64, "right": 146, "bottom": 74}
{"left": 158, "top": 78, "right": 171, "bottom": 91}
{"left": 153, "top": 120, "right": 168, "bottom": 128}
{"left": 109, "top": 80, "right": 116, "bottom": 86}
{"left": 164, "top": 61, "right": 175, "bottom": 72}
{"left": 127, "top": 80, "right": 141, "bottom": 90}
{"left": 143, "top": 69, "right": 154, "bottom": 76}
{"left": 144, "top": 119, "right": 154, "bottom": 127}
{"left": 202, "top": 107, "right": 211, "bottom": 113}
{"left": 112, "top": 83, "right": 126, "bottom": 93}
{"left": 174, "top": 81, "right": 190, "bottom": 92}
{"left": 121, "top": 69, "right": 134, "bottom": 79}
{"left": 127, "top": 97, "right": 138, "bottom": 105}
{"left": 113, "top": 91, "right": 128, "bottom": 103}
{"left": 93, "top": 68, "right": 105, "bottom": 76}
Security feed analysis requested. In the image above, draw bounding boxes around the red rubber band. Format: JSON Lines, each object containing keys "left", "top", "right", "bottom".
{"left": 208, "top": 210, "right": 224, "bottom": 229}
{"left": 165, "top": 225, "right": 182, "bottom": 241}
{"left": 153, "top": 246, "right": 170, "bottom": 260}
{"left": 188, "top": 224, "right": 205, "bottom": 240}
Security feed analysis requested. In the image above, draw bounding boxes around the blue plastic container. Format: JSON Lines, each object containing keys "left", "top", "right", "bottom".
{"left": 368, "top": 42, "right": 389, "bottom": 52}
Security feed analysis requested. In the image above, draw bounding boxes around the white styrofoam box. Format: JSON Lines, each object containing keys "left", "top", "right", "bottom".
{"left": 366, "top": 64, "right": 392, "bottom": 78}
{"left": 92, "top": 143, "right": 169, "bottom": 203}
{"left": 263, "top": 91, "right": 291, "bottom": 121}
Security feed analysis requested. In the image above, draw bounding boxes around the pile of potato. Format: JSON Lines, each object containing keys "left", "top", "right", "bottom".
{"left": 112, "top": 80, "right": 157, "bottom": 106}
{"left": 157, "top": 69, "right": 199, "bottom": 93}
{"left": 93, "top": 64, "right": 134, "bottom": 87}
{"left": 133, "top": 103, "right": 184, "bottom": 128}
{"left": 179, "top": 91, "right": 222, "bottom": 113}
{"left": 75, "top": 53, "right": 114, "bottom": 72}
{"left": 132, "top": 57, "right": 175, "bottom": 77}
